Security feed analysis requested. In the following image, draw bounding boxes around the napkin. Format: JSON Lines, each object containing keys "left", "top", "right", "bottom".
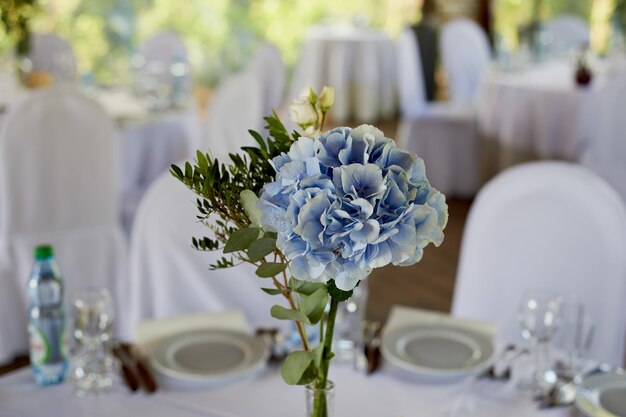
{"left": 384, "top": 305, "right": 496, "bottom": 338}
{"left": 135, "top": 310, "right": 249, "bottom": 353}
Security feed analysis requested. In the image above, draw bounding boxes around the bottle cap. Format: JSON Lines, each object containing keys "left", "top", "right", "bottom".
{"left": 34, "top": 245, "right": 54, "bottom": 260}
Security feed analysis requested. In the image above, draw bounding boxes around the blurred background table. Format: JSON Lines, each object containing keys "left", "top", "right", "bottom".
{"left": 290, "top": 25, "right": 397, "bottom": 123}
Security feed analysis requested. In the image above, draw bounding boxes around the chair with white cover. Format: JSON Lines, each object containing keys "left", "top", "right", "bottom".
{"left": 201, "top": 71, "right": 264, "bottom": 160}
{"left": 0, "top": 86, "right": 127, "bottom": 363}
{"left": 545, "top": 15, "right": 590, "bottom": 56}
{"left": 247, "top": 43, "right": 286, "bottom": 117}
{"left": 125, "top": 168, "right": 282, "bottom": 339}
{"left": 139, "top": 31, "right": 190, "bottom": 86}
{"left": 440, "top": 18, "right": 491, "bottom": 104}
{"left": 28, "top": 33, "right": 77, "bottom": 82}
{"left": 396, "top": 28, "right": 480, "bottom": 196}
{"left": 452, "top": 161, "right": 626, "bottom": 365}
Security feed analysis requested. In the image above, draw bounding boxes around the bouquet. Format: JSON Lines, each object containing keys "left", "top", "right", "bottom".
{"left": 172, "top": 87, "right": 448, "bottom": 417}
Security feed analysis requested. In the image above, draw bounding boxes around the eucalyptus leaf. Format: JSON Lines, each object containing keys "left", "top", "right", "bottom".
{"left": 281, "top": 351, "right": 316, "bottom": 385}
{"left": 223, "top": 227, "right": 261, "bottom": 253}
{"left": 240, "top": 190, "right": 262, "bottom": 227}
{"left": 256, "top": 262, "right": 287, "bottom": 278}
{"left": 300, "top": 287, "right": 328, "bottom": 325}
{"left": 293, "top": 281, "right": 326, "bottom": 296}
{"left": 312, "top": 343, "right": 325, "bottom": 369}
{"left": 270, "top": 305, "right": 310, "bottom": 323}
{"left": 247, "top": 237, "right": 276, "bottom": 262}
{"left": 260, "top": 288, "right": 288, "bottom": 296}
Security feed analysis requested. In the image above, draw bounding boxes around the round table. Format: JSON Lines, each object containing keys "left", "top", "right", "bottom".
{"left": 290, "top": 25, "right": 397, "bottom": 123}
{"left": 476, "top": 61, "right": 625, "bottom": 173}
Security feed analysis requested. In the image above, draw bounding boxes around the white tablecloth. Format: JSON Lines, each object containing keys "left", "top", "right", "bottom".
{"left": 290, "top": 25, "right": 397, "bottom": 123}
{"left": 0, "top": 363, "right": 570, "bottom": 417}
{"left": 477, "top": 61, "right": 626, "bottom": 172}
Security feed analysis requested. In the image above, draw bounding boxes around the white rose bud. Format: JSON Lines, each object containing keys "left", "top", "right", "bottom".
{"left": 318, "top": 86, "right": 334, "bottom": 112}
{"left": 289, "top": 98, "right": 318, "bottom": 128}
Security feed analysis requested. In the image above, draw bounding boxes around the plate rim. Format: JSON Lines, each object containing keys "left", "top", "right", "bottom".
{"left": 149, "top": 328, "right": 268, "bottom": 383}
{"left": 575, "top": 372, "right": 626, "bottom": 417}
{"left": 381, "top": 323, "right": 494, "bottom": 377}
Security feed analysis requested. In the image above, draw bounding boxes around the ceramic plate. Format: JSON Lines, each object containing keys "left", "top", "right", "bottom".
{"left": 576, "top": 371, "right": 626, "bottom": 417}
{"left": 381, "top": 323, "right": 494, "bottom": 381}
{"left": 149, "top": 329, "right": 267, "bottom": 386}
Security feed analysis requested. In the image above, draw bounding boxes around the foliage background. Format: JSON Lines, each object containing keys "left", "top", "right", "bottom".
{"left": 0, "top": 0, "right": 620, "bottom": 86}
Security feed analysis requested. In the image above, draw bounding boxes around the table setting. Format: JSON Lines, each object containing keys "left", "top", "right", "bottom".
{"left": 3, "top": 87, "right": 625, "bottom": 417}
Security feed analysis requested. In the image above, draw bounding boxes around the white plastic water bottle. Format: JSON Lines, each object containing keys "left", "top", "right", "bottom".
{"left": 27, "top": 245, "right": 69, "bottom": 385}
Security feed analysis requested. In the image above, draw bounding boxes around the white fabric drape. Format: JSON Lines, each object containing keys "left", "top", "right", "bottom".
{"left": 290, "top": 26, "right": 396, "bottom": 122}
{"left": 247, "top": 43, "right": 286, "bottom": 117}
{"left": 0, "top": 87, "right": 127, "bottom": 363}
{"left": 452, "top": 161, "right": 626, "bottom": 366}
{"left": 440, "top": 19, "right": 491, "bottom": 104}
{"left": 201, "top": 71, "right": 264, "bottom": 160}
{"left": 123, "top": 169, "right": 285, "bottom": 340}
{"left": 28, "top": 33, "right": 77, "bottom": 82}
{"left": 545, "top": 14, "right": 590, "bottom": 56}
{"left": 396, "top": 28, "right": 480, "bottom": 197}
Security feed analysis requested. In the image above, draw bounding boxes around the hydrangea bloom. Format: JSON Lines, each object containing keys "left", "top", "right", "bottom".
{"left": 258, "top": 125, "right": 448, "bottom": 291}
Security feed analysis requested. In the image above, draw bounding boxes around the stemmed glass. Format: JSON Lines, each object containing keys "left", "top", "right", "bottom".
{"left": 517, "top": 290, "right": 563, "bottom": 394}
{"left": 69, "top": 287, "right": 115, "bottom": 396}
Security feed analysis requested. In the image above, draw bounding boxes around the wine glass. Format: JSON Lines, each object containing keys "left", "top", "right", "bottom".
{"left": 517, "top": 290, "right": 563, "bottom": 394}
{"left": 69, "top": 287, "right": 114, "bottom": 396}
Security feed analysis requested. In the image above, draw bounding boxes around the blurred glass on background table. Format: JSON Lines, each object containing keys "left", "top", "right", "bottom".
{"left": 69, "top": 287, "right": 115, "bottom": 396}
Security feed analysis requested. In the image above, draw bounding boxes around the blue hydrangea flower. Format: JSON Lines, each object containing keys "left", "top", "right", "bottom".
{"left": 258, "top": 125, "right": 448, "bottom": 291}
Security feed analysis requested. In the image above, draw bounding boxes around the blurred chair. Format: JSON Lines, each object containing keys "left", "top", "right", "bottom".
{"left": 440, "top": 18, "right": 491, "bottom": 104}
{"left": 452, "top": 161, "right": 626, "bottom": 366}
{"left": 396, "top": 28, "right": 480, "bottom": 196}
{"left": 247, "top": 43, "right": 286, "bottom": 117}
{"left": 201, "top": 71, "right": 264, "bottom": 160}
{"left": 545, "top": 15, "right": 590, "bottom": 56}
{"left": 124, "top": 167, "right": 283, "bottom": 340}
{"left": 0, "top": 86, "right": 127, "bottom": 363}
{"left": 28, "top": 33, "right": 77, "bottom": 82}
{"left": 139, "top": 31, "right": 190, "bottom": 88}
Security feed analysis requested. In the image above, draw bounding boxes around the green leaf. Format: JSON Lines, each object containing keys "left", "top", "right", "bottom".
{"left": 223, "top": 227, "right": 261, "bottom": 253}
{"left": 270, "top": 305, "right": 309, "bottom": 323}
{"left": 170, "top": 164, "right": 184, "bottom": 180}
{"left": 240, "top": 190, "right": 262, "bottom": 227}
{"left": 312, "top": 343, "right": 325, "bottom": 369}
{"left": 256, "top": 262, "right": 287, "bottom": 278}
{"left": 327, "top": 279, "right": 354, "bottom": 302}
{"left": 300, "top": 287, "right": 328, "bottom": 325}
{"left": 247, "top": 238, "right": 276, "bottom": 262}
{"left": 281, "top": 351, "right": 316, "bottom": 385}
{"left": 196, "top": 151, "right": 208, "bottom": 171}
{"left": 292, "top": 279, "right": 326, "bottom": 296}
{"left": 260, "top": 287, "right": 288, "bottom": 296}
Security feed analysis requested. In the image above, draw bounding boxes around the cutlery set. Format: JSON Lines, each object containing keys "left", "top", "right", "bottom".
{"left": 111, "top": 341, "right": 158, "bottom": 394}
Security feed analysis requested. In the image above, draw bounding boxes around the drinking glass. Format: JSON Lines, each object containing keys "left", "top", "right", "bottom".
{"left": 69, "top": 287, "right": 114, "bottom": 396}
{"left": 517, "top": 290, "right": 563, "bottom": 394}
{"left": 334, "top": 278, "right": 368, "bottom": 363}
{"left": 555, "top": 300, "right": 595, "bottom": 379}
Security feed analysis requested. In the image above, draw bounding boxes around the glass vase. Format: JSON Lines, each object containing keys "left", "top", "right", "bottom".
{"left": 305, "top": 380, "right": 335, "bottom": 417}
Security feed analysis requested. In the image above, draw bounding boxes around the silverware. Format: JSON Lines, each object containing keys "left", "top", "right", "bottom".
{"left": 119, "top": 342, "right": 158, "bottom": 394}
{"left": 480, "top": 344, "right": 528, "bottom": 381}
{"left": 255, "top": 327, "right": 285, "bottom": 364}
{"left": 111, "top": 343, "right": 140, "bottom": 392}
{"left": 362, "top": 321, "right": 382, "bottom": 375}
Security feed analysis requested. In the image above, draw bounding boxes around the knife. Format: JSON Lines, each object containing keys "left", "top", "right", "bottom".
{"left": 111, "top": 344, "right": 140, "bottom": 392}
{"left": 120, "top": 342, "right": 158, "bottom": 394}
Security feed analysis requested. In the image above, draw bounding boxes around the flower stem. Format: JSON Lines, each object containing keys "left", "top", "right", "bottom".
{"left": 311, "top": 298, "right": 339, "bottom": 417}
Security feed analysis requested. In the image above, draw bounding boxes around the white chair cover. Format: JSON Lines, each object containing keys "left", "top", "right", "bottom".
{"left": 440, "top": 18, "right": 490, "bottom": 103}
{"left": 201, "top": 71, "right": 264, "bottom": 160}
{"left": 396, "top": 28, "right": 480, "bottom": 196}
{"left": 139, "top": 31, "right": 189, "bottom": 85}
{"left": 397, "top": 28, "right": 427, "bottom": 118}
{"left": 0, "top": 86, "right": 127, "bottom": 363}
{"left": 545, "top": 15, "right": 590, "bottom": 56}
{"left": 28, "top": 33, "right": 77, "bottom": 82}
{"left": 452, "top": 162, "right": 626, "bottom": 365}
{"left": 124, "top": 168, "right": 285, "bottom": 340}
{"left": 247, "top": 43, "right": 286, "bottom": 117}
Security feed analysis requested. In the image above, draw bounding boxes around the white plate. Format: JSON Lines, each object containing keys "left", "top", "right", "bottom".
{"left": 149, "top": 329, "right": 268, "bottom": 386}
{"left": 576, "top": 371, "right": 626, "bottom": 417}
{"left": 381, "top": 323, "right": 494, "bottom": 381}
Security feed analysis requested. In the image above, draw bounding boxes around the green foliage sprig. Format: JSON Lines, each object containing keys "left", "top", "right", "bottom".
{"left": 1, "top": 0, "right": 39, "bottom": 56}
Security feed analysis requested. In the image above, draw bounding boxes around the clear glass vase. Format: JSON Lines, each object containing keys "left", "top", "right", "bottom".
{"left": 305, "top": 380, "right": 335, "bottom": 417}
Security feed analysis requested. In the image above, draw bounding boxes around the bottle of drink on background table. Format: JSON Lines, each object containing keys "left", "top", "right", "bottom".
{"left": 27, "top": 244, "right": 69, "bottom": 385}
